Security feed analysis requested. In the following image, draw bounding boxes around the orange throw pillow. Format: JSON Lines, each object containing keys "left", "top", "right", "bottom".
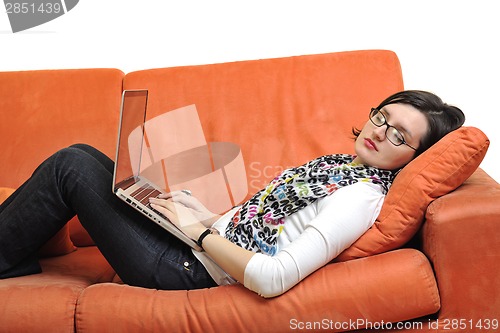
{"left": 0, "top": 187, "right": 76, "bottom": 257}
{"left": 335, "top": 126, "right": 489, "bottom": 261}
{"left": 38, "top": 225, "right": 76, "bottom": 257}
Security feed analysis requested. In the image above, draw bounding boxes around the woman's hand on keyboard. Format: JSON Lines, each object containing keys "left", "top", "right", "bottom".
{"left": 149, "top": 191, "right": 220, "bottom": 230}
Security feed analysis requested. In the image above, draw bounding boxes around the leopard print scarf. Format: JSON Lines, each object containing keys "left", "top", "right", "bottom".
{"left": 224, "top": 154, "right": 394, "bottom": 255}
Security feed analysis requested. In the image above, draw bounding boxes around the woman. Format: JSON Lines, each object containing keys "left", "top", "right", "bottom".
{"left": 0, "top": 90, "right": 465, "bottom": 297}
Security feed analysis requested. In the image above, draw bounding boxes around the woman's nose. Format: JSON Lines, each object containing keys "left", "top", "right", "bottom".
{"left": 373, "top": 125, "right": 387, "bottom": 141}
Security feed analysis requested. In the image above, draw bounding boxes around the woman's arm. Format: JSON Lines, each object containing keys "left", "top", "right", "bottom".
{"left": 149, "top": 192, "right": 255, "bottom": 283}
{"left": 151, "top": 183, "right": 384, "bottom": 297}
{"left": 242, "top": 183, "right": 384, "bottom": 297}
{"left": 197, "top": 232, "right": 255, "bottom": 283}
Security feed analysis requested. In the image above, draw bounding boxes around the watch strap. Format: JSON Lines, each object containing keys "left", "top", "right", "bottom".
{"left": 196, "top": 229, "right": 212, "bottom": 250}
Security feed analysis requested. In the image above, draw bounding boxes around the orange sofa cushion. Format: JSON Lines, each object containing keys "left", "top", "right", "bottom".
{"left": 336, "top": 126, "right": 490, "bottom": 261}
{"left": 76, "top": 249, "right": 439, "bottom": 333}
{"left": 0, "top": 247, "right": 116, "bottom": 333}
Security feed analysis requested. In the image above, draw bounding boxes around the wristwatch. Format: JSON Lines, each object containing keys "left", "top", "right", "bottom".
{"left": 197, "top": 227, "right": 220, "bottom": 250}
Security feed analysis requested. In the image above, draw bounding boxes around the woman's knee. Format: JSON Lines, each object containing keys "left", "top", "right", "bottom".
{"left": 50, "top": 146, "right": 90, "bottom": 172}
{"left": 67, "top": 144, "right": 113, "bottom": 172}
{"left": 68, "top": 143, "right": 99, "bottom": 155}
{"left": 49, "top": 146, "right": 112, "bottom": 191}
{"left": 56, "top": 145, "right": 91, "bottom": 159}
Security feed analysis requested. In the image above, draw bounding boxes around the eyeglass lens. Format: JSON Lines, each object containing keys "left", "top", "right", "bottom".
{"left": 370, "top": 109, "right": 405, "bottom": 146}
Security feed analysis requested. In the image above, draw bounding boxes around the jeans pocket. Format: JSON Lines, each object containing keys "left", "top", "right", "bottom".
{"left": 153, "top": 246, "right": 216, "bottom": 290}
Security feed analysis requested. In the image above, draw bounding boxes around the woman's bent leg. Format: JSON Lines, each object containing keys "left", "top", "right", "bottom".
{"left": 0, "top": 147, "right": 80, "bottom": 278}
{"left": 0, "top": 145, "right": 216, "bottom": 290}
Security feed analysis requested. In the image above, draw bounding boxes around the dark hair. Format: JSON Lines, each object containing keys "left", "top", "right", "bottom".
{"left": 353, "top": 90, "right": 466, "bottom": 158}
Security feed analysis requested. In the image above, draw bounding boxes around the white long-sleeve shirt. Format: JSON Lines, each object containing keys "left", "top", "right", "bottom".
{"left": 192, "top": 181, "right": 385, "bottom": 298}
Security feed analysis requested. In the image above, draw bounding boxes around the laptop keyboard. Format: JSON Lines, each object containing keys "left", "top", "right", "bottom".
{"left": 118, "top": 180, "right": 168, "bottom": 219}
{"left": 131, "top": 185, "right": 162, "bottom": 209}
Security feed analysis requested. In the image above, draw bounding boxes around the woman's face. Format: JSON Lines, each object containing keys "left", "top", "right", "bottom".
{"left": 353, "top": 103, "right": 429, "bottom": 170}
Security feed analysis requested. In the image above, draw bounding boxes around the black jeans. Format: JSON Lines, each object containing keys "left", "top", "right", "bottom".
{"left": 0, "top": 144, "right": 217, "bottom": 290}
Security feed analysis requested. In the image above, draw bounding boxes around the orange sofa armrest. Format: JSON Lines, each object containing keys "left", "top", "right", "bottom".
{"left": 422, "top": 168, "right": 500, "bottom": 321}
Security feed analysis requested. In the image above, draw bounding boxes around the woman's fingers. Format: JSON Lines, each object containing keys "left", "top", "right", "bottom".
{"left": 149, "top": 198, "right": 198, "bottom": 227}
{"left": 149, "top": 197, "right": 174, "bottom": 213}
{"left": 157, "top": 191, "right": 201, "bottom": 211}
{"left": 158, "top": 190, "right": 190, "bottom": 200}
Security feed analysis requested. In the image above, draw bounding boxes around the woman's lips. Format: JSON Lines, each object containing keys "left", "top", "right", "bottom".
{"left": 364, "top": 138, "right": 378, "bottom": 151}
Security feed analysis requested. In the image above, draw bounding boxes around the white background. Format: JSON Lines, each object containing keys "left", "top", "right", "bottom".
{"left": 1, "top": 0, "right": 499, "bottom": 181}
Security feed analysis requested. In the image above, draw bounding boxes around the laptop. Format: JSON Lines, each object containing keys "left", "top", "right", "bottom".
{"left": 112, "top": 89, "right": 203, "bottom": 251}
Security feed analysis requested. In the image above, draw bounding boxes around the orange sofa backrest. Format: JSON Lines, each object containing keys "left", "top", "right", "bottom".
{"left": 0, "top": 68, "right": 124, "bottom": 189}
{"left": 0, "top": 50, "right": 403, "bottom": 248}
{"left": 123, "top": 50, "right": 404, "bottom": 197}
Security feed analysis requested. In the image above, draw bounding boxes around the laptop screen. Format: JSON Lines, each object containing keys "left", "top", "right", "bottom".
{"left": 113, "top": 90, "right": 148, "bottom": 190}
{"left": 112, "top": 92, "right": 249, "bottom": 215}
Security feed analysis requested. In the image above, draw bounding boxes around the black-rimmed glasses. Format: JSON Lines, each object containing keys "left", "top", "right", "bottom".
{"left": 369, "top": 108, "right": 417, "bottom": 151}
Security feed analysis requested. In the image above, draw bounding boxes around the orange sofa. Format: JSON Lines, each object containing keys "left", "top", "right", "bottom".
{"left": 1, "top": 50, "right": 499, "bottom": 333}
